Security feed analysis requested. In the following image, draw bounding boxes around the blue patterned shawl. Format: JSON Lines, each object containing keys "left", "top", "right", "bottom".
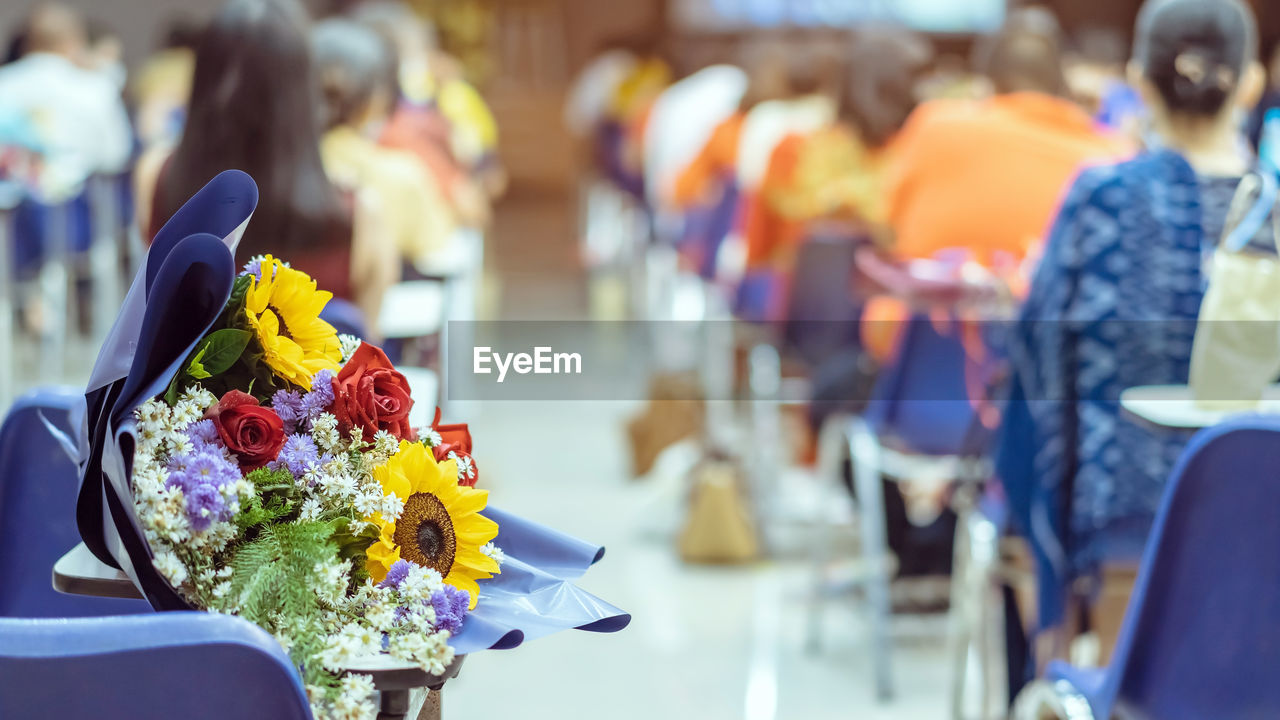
{"left": 996, "top": 149, "right": 1206, "bottom": 629}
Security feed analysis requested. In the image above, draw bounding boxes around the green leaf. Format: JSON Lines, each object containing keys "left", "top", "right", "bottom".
{"left": 185, "top": 346, "right": 212, "bottom": 380}
{"left": 198, "top": 328, "right": 252, "bottom": 376}
{"left": 332, "top": 517, "right": 380, "bottom": 565}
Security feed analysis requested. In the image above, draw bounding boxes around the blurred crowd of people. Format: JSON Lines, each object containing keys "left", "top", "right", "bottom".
{"left": 0, "top": 0, "right": 504, "bottom": 334}
{"left": 575, "top": 0, "right": 1279, "bottom": 690}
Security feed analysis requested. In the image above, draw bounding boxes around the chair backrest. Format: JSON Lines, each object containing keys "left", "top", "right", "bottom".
{"left": 0, "top": 612, "right": 312, "bottom": 719}
{"left": 780, "top": 234, "right": 863, "bottom": 367}
{"left": 1101, "top": 416, "right": 1280, "bottom": 719}
{"left": 866, "top": 315, "right": 988, "bottom": 457}
{"left": 0, "top": 388, "right": 149, "bottom": 617}
{"left": 320, "top": 296, "right": 370, "bottom": 340}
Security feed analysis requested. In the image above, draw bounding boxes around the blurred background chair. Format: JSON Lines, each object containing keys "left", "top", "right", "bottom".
{"left": 1014, "top": 416, "right": 1280, "bottom": 720}
{"left": 0, "top": 387, "right": 150, "bottom": 617}
{"left": 808, "top": 314, "right": 1000, "bottom": 701}
{"left": 0, "top": 612, "right": 312, "bottom": 719}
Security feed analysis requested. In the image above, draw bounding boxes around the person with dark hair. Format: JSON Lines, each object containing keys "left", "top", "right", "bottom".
{"left": 747, "top": 26, "right": 933, "bottom": 268}
{"left": 312, "top": 18, "right": 453, "bottom": 269}
{"left": 883, "top": 8, "right": 1130, "bottom": 270}
{"left": 997, "top": 0, "right": 1266, "bottom": 640}
{"left": 136, "top": 0, "right": 397, "bottom": 323}
{"left": 0, "top": 2, "right": 132, "bottom": 197}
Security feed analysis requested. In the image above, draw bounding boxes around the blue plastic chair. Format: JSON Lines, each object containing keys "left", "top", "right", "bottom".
{"left": 0, "top": 612, "right": 312, "bottom": 719}
{"left": 864, "top": 315, "right": 993, "bottom": 457}
{"left": 808, "top": 314, "right": 1001, "bottom": 702}
{"left": 1016, "top": 415, "right": 1280, "bottom": 719}
{"left": 0, "top": 388, "right": 150, "bottom": 617}
{"left": 12, "top": 192, "right": 92, "bottom": 277}
{"left": 320, "top": 296, "right": 371, "bottom": 339}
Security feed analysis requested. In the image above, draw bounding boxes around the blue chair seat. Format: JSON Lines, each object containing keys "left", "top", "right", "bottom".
{"left": 0, "top": 612, "right": 312, "bottom": 719}
{"left": 0, "top": 388, "right": 150, "bottom": 617}
{"left": 1022, "top": 416, "right": 1280, "bottom": 719}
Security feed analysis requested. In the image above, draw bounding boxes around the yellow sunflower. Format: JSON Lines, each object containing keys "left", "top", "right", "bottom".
{"left": 244, "top": 255, "right": 341, "bottom": 390}
{"left": 366, "top": 441, "right": 500, "bottom": 609}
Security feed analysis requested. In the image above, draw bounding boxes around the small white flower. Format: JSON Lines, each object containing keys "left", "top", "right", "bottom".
{"left": 353, "top": 490, "right": 382, "bottom": 517}
{"left": 380, "top": 492, "right": 405, "bottom": 522}
{"left": 480, "top": 542, "right": 506, "bottom": 567}
{"left": 136, "top": 398, "right": 171, "bottom": 425}
{"left": 170, "top": 400, "right": 203, "bottom": 428}
{"left": 388, "top": 632, "right": 453, "bottom": 676}
{"left": 401, "top": 564, "right": 443, "bottom": 599}
{"left": 153, "top": 550, "right": 188, "bottom": 586}
{"left": 421, "top": 429, "right": 443, "bottom": 448}
{"left": 299, "top": 498, "right": 324, "bottom": 521}
{"left": 180, "top": 386, "right": 218, "bottom": 411}
{"left": 167, "top": 432, "right": 193, "bottom": 457}
{"left": 339, "top": 334, "right": 363, "bottom": 364}
{"left": 449, "top": 451, "right": 474, "bottom": 482}
{"left": 311, "top": 413, "right": 343, "bottom": 453}
{"left": 366, "top": 604, "right": 398, "bottom": 632}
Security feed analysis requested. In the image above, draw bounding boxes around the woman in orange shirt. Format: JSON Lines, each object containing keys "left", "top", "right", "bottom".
{"left": 738, "top": 28, "right": 934, "bottom": 321}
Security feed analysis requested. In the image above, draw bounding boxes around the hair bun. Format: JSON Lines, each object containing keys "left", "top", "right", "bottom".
{"left": 1134, "top": 0, "right": 1256, "bottom": 118}
{"left": 1170, "top": 50, "right": 1235, "bottom": 114}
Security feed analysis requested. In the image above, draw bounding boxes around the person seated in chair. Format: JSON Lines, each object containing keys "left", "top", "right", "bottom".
{"left": 996, "top": 0, "right": 1269, "bottom": 636}
{"left": 311, "top": 18, "right": 455, "bottom": 276}
{"left": 137, "top": 0, "right": 399, "bottom": 326}
{"left": 883, "top": 8, "right": 1131, "bottom": 273}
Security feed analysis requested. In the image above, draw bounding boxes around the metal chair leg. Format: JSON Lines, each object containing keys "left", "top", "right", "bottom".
{"left": 949, "top": 502, "right": 974, "bottom": 719}
{"left": 806, "top": 413, "right": 851, "bottom": 653}
{"left": 748, "top": 343, "right": 783, "bottom": 513}
{"left": 850, "top": 417, "right": 895, "bottom": 701}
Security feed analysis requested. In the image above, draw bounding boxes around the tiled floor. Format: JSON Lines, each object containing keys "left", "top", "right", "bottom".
{"left": 445, "top": 400, "right": 952, "bottom": 720}
{"left": 443, "top": 191, "right": 951, "bottom": 719}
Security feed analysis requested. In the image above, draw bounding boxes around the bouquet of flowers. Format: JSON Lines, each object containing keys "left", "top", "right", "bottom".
{"left": 129, "top": 253, "right": 499, "bottom": 718}
{"left": 74, "top": 172, "right": 627, "bottom": 720}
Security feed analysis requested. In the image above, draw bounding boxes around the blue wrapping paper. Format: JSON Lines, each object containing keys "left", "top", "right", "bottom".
{"left": 77, "top": 170, "right": 630, "bottom": 651}
{"left": 452, "top": 507, "right": 629, "bottom": 653}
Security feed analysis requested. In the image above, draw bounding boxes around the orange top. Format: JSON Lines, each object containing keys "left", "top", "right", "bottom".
{"left": 380, "top": 105, "right": 465, "bottom": 198}
{"left": 673, "top": 112, "right": 745, "bottom": 209}
{"left": 745, "top": 124, "right": 887, "bottom": 269}
{"left": 885, "top": 92, "right": 1132, "bottom": 266}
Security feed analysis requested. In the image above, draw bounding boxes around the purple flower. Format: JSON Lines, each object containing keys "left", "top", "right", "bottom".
{"left": 186, "top": 419, "right": 220, "bottom": 447}
{"left": 186, "top": 451, "right": 239, "bottom": 487}
{"left": 301, "top": 370, "right": 335, "bottom": 420}
{"left": 379, "top": 559, "right": 414, "bottom": 590}
{"left": 269, "top": 433, "right": 320, "bottom": 477}
{"left": 429, "top": 586, "right": 470, "bottom": 634}
{"left": 242, "top": 257, "right": 265, "bottom": 280}
{"left": 164, "top": 445, "right": 241, "bottom": 531}
{"left": 185, "top": 483, "right": 226, "bottom": 532}
{"left": 270, "top": 390, "right": 305, "bottom": 434}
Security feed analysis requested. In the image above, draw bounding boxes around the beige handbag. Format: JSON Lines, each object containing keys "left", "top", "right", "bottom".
{"left": 678, "top": 459, "right": 760, "bottom": 564}
{"left": 1189, "top": 171, "right": 1280, "bottom": 410}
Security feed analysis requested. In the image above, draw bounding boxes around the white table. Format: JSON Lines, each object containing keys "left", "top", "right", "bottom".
{"left": 53, "top": 543, "right": 462, "bottom": 720}
{"left": 1119, "top": 384, "right": 1280, "bottom": 430}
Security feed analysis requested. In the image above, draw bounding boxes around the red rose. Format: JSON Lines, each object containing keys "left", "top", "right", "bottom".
{"left": 331, "top": 342, "right": 417, "bottom": 442}
{"left": 205, "top": 390, "right": 286, "bottom": 471}
{"left": 431, "top": 407, "right": 478, "bottom": 487}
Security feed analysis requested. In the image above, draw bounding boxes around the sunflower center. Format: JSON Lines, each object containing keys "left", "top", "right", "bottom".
{"left": 394, "top": 492, "right": 456, "bottom": 575}
{"left": 271, "top": 305, "right": 294, "bottom": 340}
